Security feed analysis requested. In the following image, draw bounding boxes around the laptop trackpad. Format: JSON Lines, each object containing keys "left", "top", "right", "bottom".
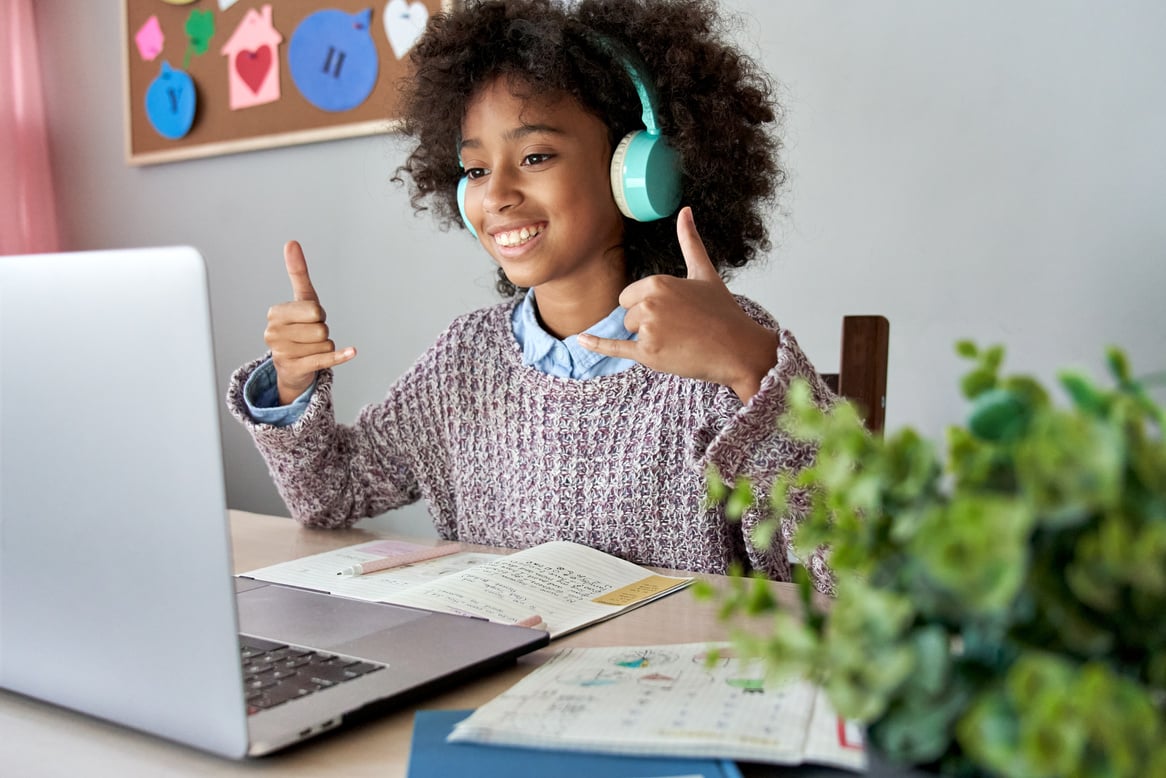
{"left": 236, "top": 583, "right": 427, "bottom": 650}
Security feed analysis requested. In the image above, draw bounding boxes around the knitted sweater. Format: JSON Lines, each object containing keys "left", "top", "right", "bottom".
{"left": 227, "top": 297, "right": 836, "bottom": 592}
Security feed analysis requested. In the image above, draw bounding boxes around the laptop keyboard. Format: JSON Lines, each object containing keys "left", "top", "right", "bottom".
{"left": 239, "top": 635, "right": 386, "bottom": 716}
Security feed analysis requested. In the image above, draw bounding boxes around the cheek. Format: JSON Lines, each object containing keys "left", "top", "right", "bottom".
{"left": 573, "top": 170, "right": 622, "bottom": 232}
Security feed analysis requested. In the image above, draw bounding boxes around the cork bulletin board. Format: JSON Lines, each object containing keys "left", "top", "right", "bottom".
{"left": 122, "top": 0, "right": 446, "bottom": 165}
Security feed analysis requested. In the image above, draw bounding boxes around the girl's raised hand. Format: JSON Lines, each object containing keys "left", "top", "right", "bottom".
{"left": 264, "top": 241, "right": 357, "bottom": 405}
{"left": 578, "top": 207, "right": 778, "bottom": 403}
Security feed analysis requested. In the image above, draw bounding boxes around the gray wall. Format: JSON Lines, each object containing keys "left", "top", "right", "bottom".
{"left": 33, "top": 1, "right": 1166, "bottom": 537}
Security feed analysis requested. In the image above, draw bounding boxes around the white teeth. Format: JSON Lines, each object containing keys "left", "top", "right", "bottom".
{"left": 496, "top": 225, "right": 542, "bottom": 247}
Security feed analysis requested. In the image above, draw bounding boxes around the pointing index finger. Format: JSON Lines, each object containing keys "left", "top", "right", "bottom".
{"left": 577, "top": 333, "right": 638, "bottom": 362}
{"left": 283, "top": 240, "right": 319, "bottom": 303}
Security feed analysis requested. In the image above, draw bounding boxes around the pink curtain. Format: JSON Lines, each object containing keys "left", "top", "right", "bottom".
{"left": 1, "top": 0, "right": 59, "bottom": 255}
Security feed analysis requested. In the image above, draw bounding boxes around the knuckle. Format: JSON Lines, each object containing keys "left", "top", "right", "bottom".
{"left": 638, "top": 297, "right": 662, "bottom": 317}
{"left": 638, "top": 338, "right": 662, "bottom": 358}
{"left": 640, "top": 276, "right": 665, "bottom": 296}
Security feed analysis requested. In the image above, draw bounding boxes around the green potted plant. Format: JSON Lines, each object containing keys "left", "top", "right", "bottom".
{"left": 703, "top": 343, "right": 1166, "bottom": 777}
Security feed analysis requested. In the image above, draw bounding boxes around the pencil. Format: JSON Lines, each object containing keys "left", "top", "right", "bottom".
{"left": 336, "top": 544, "right": 462, "bottom": 576}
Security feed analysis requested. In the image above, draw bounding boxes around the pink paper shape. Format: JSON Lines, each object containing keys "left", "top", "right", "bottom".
{"left": 220, "top": 4, "right": 282, "bottom": 109}
{"left": 135, "top": 15, "right": 164, "bottom": 61}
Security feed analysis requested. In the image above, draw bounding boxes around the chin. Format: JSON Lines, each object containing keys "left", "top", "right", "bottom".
{"left": 497, "top": 267, "right": 540, "bottom": 290}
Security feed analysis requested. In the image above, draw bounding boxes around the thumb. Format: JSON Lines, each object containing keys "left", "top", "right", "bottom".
{"left": 284, "top": 240, "right": 319, "bottom": 302}
{"left": 677, "top": 207, "right": 719, "bottom": 282}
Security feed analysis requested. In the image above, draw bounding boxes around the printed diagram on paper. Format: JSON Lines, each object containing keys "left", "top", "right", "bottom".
{"left": 449, "top": 643, "right": 867, "bottom": 772}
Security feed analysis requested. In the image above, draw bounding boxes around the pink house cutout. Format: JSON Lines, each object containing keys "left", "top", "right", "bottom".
{"left": 220, "top": 4, "right": 282, "bottom": 110}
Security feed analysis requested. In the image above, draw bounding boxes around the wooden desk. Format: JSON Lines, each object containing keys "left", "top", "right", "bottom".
{"left": 0, "top": 510, "right": 800, "bottom": 778}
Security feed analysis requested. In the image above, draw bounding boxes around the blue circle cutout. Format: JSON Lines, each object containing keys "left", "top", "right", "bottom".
{"left": 289, "top": 9, "right": 380, "bottom": 113}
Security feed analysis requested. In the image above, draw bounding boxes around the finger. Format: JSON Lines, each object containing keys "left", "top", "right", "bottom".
{"left": 616, "top": 277, "right": 651, "bottom": 311}
{"left": 281, "top": 347, "right": 358, "bottom": 375}
{"left": 577, "top": 333, "right": 639, "bottom": 360}
{"left": 617, "top": 274, "right": 677, "bottom": 311}
{"left": 316, "top": 347, "right": 357, "bottom": 368}
{"left": 272, "top": 335, "right": 339, "bottom": 358}
{"left": 676, "top": 207, "right": 720, "bottom": 283}
{"left": 267, "top": 302, "right": 327, "bottom": 327}
{"left": 276, "top": 322, "right": 331, "bottom": 346}
{"left": 284, "top": 240, "right": 320, "bottom": 303}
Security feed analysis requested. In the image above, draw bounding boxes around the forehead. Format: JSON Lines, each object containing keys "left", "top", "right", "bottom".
{"left": 460, "top": 76, "right": 608, "bottom": 143}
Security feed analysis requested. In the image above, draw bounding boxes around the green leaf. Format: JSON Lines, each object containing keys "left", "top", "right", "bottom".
{"left": 1059, "top": 371, "right": 1110, "bottom": 417}
{"left": 955, "top": 340, "right": 979, "bottom": 359}
{"left": 1015, "top": 413, "right": 1124, "bottom": 526}
{"left": 956, "top": 689, "right": 1027, "bottom": 778}
{"left": 725, "top": 479, "right": 755, "bottom": 521}
{"left": 1105, "top": 346, "right": 1131, "bottom": 383}
{"left": 908, "top": 495, "right": 1032, "bottom": 614}
{"left": 869, "top": 698, "right": 957, "bottom": 765}
{"left": 961, "top": 367, "right": 997, "bottom": 399}
{"left": 705, "top": 464, "right": 729, "bottom": 503}
{"left": 968, "top": 387, "right": 1032, "bottom": 442}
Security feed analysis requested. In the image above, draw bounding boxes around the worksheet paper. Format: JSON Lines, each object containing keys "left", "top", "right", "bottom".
{"left": 449, "top": 643, "right": 867, "bottom": 771}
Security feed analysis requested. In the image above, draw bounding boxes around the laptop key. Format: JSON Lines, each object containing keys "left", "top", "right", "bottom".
{"left": 344, "top": 662, "right": 382, "bottom": 677}
{"left": 240, "top": 636, "right": 287, "bottom": 652}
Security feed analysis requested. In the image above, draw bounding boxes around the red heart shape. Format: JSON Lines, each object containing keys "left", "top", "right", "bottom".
{"left": 236, "top": 47, "right": 272, "bottom": 94}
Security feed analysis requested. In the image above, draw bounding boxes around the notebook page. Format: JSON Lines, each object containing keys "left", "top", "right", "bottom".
{"left": 240, "top": 540, "right": 499, "bottom": 599}
{"left": 383, "top": 541, "right": 691, "bottom": 638}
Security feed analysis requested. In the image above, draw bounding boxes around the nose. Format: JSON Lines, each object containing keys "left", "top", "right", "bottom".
{"left": 482, "top": 166, "right": 522, "bottom": 215}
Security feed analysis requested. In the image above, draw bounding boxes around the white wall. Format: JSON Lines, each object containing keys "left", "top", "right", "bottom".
{"left": 33, "top": 1, "right": 1166, "bottom": 537}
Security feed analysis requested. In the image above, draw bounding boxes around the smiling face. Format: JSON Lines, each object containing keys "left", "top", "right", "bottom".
{"left": 459, "top": 76, "right": 628, "bottom": 333}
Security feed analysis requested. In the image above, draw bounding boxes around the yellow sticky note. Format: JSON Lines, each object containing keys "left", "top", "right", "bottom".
{"left": 592, "top": 575, "right": 683, "bottom": 606}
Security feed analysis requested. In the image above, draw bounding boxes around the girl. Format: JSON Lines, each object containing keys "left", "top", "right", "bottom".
{"left": 227, "top": 0, "right": 836, "bottom": 591}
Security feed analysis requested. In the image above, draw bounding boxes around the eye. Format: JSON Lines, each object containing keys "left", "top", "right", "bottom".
{"left": 522, "top": 153, "right": 554, "bottom": 167}
{"left": 464, "top": 167, "right": 488, "bottom": 181}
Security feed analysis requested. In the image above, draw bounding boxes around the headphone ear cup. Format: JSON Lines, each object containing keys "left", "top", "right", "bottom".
{"left": 456, "top": 176, "right": 478, "bottom": 238}
{"left": 610, "top": 129, "right": 682, "bottom": 222}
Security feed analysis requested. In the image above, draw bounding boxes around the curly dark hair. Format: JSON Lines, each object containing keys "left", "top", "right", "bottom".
{"left": 393, "top": 0, "right": 785, "bottom": 297}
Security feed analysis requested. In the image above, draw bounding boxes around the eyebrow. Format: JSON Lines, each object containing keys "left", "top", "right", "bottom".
{"left": 459, "top": 123, "right": 566, "bottom": 153}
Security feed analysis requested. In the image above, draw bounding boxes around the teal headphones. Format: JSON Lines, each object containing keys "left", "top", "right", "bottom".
{"left": 457, "top": 40, "right": 682, "bottom": 238}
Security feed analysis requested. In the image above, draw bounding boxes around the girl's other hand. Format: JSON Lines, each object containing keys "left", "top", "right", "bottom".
{"left": 578, "top": 207, "right": 778, "bottom": 403}
{"left": 264, "top": 241, "right": 357, "bottom": 405}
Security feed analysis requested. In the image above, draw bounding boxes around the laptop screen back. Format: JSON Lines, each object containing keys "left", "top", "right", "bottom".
{"left": 0, "top": 247, "right": 250, "bottom": 758}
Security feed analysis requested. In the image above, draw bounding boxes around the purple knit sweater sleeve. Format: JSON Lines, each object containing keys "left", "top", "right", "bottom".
{"left": 226, "top": 297, "right": 836, "bottom": 593}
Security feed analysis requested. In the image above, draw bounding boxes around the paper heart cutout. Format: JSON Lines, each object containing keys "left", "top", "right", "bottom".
{"left": 384, "top": 0, "right": 429, "bottom": 60}
{"left": 236, "top": 46, "right": 272, "bottom": 94}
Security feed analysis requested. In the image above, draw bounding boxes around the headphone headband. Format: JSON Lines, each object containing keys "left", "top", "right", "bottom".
{"left": 591, "top": 36, "right": 664, "bottom": 136}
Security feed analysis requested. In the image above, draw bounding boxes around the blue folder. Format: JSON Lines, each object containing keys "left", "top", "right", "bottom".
{"left": 407, "top": 709, "right": 743, "bottom": 778}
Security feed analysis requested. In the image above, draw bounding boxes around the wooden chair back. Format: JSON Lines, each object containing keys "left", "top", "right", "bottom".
{"left": 818, "top": 315, "right": 890, "bottom": 434}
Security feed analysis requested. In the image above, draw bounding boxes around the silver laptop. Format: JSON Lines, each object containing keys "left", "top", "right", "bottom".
{"left": 0, "top": 247, "right": 547, "bottom": 758}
